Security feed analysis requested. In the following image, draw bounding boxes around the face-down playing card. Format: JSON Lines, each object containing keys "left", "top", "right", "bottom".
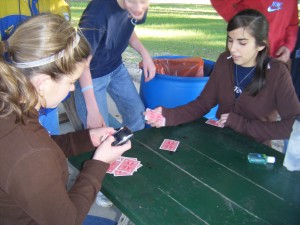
{"left": 107, "top": 157, "right": 142, "bottom": 176}
{"left": 159, "top": 139, "right": 180, "bottom": 152}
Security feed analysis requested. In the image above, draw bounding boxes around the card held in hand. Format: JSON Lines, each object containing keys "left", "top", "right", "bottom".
{"left": 144, "top": 108, "right": 166, "bottom": 126}
{"left": 205, "top": 119, "right": 224, "bottom": 128}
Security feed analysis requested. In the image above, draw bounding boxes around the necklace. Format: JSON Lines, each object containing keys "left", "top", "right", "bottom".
{"left": 234, "top": 65, "right": 256, "bottom": 95}
{"left": 131, "top": 18, "right": 138, "bottom": 26}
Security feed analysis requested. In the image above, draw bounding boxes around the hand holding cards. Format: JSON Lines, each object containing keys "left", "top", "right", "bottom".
{"left": 144, "top": 108, "right": 166, "bottom": 127}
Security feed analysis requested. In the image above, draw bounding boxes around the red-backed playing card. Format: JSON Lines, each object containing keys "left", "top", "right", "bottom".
{"left": 205, "top": 119, "right": 224, "bottom": 128}
{"left": 107, "top": 160, "right": 122, "bottom": 174}
{"left": 135, "top": 164, "right": 143, "bottom": 171}
{"left": 159, "top": 139, "right": 180, "bottom": 152}
{"left": 144, "top": 108, "right": 165, "bottom": 126}
{"left": 117, "top": 158, "right": 141, "bottom": 174}
{"left": 113, "top": 170, "right": 134, "bottom": 177}
{"left": 106, "top": 157, "right": 142, "bottom": 176}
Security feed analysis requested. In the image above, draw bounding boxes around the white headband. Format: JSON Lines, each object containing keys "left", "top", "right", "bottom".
{"left": 12, "top": 33, "right": 81, "bottom": 68}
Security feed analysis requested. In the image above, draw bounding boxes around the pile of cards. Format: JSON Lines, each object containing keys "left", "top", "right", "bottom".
{"left": 159, "top": 139, "right": 180, "bottom": 152}
{"left": 144, "top": 108, "right": 166, "bottom": 126}
{"left": 107, "top": 156, "right": 142, "bottom": 177}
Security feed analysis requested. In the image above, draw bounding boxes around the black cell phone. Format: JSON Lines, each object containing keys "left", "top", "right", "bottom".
{"left": 112, "top": 126, "right": 133, "bottom": 146}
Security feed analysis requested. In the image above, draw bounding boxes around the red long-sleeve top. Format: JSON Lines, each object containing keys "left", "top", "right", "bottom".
{"left": 211, "top": 0, "right": 299, "bottom": 57}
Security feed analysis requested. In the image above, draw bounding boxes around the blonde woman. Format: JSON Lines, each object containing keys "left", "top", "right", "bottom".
{"left": 0, "top": 14, "right": 130, "bottom": 224}
{"left": 0, "top": 0, "right": 71, "bottom": 135}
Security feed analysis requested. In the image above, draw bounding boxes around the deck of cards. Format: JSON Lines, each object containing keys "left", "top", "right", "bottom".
{"left": 107, "top": 156, "right": 142, "bottom": 176}
{"left": 159, "top": 139, "right": 180, "bottom": 152}
{"left": 144, "top": 108, "right": 166, "bottom": 126}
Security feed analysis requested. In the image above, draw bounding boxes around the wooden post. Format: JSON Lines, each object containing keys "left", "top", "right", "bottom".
{"left": 62, "top": 92, "right": 84, "bottom": 131}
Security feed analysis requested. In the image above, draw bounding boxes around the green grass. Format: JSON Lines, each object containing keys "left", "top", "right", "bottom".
{"left": 70, "top": 2, "right": 227, "bottom": 61}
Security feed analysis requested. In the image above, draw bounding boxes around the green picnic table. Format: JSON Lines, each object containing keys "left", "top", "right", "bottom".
{"left": 69, "top": 118, "right": 300, "bottom": 225}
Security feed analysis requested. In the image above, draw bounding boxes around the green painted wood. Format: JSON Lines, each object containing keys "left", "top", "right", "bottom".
{"left": 69, "top": 118, "right": 300, "bottom": 225}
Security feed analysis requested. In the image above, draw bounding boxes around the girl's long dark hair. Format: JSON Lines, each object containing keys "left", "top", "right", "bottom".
{"left": 227, "top": 9, "right": 269, "bottom": 96}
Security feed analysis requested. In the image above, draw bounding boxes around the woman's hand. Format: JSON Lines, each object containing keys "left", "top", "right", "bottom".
{"left": 89, "top": 127, "right": 115, "bottom": 147}
{"left": 143, "top": 107, "right": 165, "bottom": 128}
{"left": 219, "top": 113, "right": 229, "bottom": 127}
{"left": 92, "top": 136, "right": 131, "bottom": 164}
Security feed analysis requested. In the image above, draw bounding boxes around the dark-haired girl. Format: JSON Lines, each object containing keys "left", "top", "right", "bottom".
{"left": 145, "top": 9, "right": 300, "bottom": 147}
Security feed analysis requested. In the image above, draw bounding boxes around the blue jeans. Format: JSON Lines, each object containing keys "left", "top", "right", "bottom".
{"left": 39, "top": 107, "right": 60, "bottom": 135}
{"left": 74, "top": 64, "right": 145, "bottom": 132}
{"left": 83, "top": 215, "right": 116, "bottom": 225}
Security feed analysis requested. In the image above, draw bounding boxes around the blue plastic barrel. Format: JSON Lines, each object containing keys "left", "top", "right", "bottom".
{"left": 140, "top": 56, "right": 218, "bottom": 120}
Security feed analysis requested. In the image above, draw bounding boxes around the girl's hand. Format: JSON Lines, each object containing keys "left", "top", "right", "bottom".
{"left": 89, "top": 127, "right": 115, "bottom": 147}
{"left": 219, "top": 113, "right": 229, "bottom": 127}
{"left": 143, "top": 107, "right": 165, "bottom": 128}
{"left": 92, "top": 136, "right": 131, "bottom": 164}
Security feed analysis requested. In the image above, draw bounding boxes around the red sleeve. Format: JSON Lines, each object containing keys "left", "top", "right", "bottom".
{"left": 284, "top": 2, "right": 299, "bottom": 52}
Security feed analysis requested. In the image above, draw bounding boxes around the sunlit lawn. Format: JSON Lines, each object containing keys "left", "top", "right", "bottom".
{"left": 71, "top": 2, "right": 227, "bottom": 61}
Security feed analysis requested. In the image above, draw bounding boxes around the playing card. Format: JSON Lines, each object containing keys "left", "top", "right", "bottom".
{"left": 106, "top": 157, "right": 142, "bottom": 176}
{"left": 205, "top": 119, "right": 224, "bottom": 128}
{"left": 159, "top": 139, "right": 180, "bottom": 152}
{"left": 107, "top": 160, "right": 122, "bottom": 174}
{"left": 144, "top": 108, "right": 166, "bottom": 126}
{"left": 120, "top": 156, "right": 138, "bottom": 161}
{"left": 113, "top": 170, "right": 134, "bottom": 177}
{"left": 117, "top": 158, "right": 141, "bottom": 174}
{"left": 135, "top": 164, "right": 143, "bottom": 171}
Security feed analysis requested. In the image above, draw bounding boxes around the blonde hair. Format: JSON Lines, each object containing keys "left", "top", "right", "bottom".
{"left": 7, "top": 13, "right": 90, "bottom": 80}
{"left": 0, "top": 60, "right": 38, "bottom": 123}
{"left": 0, "top": 13, "right": 90, "bottom": 122}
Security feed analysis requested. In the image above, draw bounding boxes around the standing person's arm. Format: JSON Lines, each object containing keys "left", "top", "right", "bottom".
{"left": 275, "top": 2, "right": 299, "bottom": 62}
{"left": 129, "top": 31, "right": 156, "bottom": 82}
{"left": 77, "top": 2, "right": 107, "bottom": 129}
{"left": 210, "top": 0, "right": 244, "bottom": 22}
{"left": 79, "top": 55, "right": 106, "bottom": 128}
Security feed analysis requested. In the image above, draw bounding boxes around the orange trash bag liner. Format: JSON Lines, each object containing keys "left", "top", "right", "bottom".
{"left": 139, "top": 57, "right": 204, "bottom": 77}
